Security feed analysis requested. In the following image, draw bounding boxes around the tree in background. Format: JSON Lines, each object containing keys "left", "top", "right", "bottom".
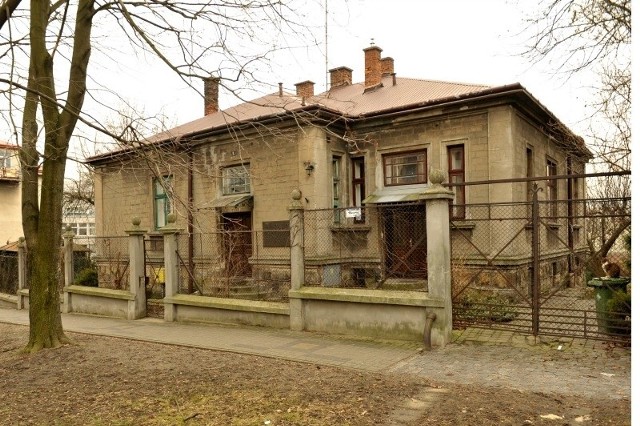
{"left": 0, "top": 0, "right": 311, "bottom": 352}
{"left": 523, "top": 0, "right": 631, "bottom": 270}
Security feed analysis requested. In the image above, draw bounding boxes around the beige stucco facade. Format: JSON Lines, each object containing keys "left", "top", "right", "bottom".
{"left": 0, "top": 145, "right": 23, "bottom": 245}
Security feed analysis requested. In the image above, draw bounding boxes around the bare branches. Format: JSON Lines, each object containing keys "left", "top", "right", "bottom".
{"left": 0, "top": 0, "right": 22, "bottom": 30}
{"left": 524, "top": 0, "right": 631, "bottom": 74}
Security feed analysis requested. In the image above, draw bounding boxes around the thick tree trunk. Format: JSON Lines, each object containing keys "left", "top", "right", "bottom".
{"left": 21, "top": 0, "right": 94, "bottom": 353}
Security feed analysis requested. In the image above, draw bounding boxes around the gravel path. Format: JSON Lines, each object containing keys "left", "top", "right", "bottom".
{"left": 391, "top": 333, "right": 630, "bottom": 400}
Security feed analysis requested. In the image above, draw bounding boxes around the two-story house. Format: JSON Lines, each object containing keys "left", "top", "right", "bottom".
{"left": 0, "top": 143, "right": 23, "bottom": 245}
{"left": 87, "top": 46, "right": 591, "bottom": 292}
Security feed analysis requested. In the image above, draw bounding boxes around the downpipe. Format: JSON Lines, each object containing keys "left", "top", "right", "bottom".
{"left": 423, "top": 312, "right": 437, "bottom": 350}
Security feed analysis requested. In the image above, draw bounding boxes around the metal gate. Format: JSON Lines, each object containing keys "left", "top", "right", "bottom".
{"left": 451, "top": 173, "right": 630, "bottom": 343}
{"left": 144, "top": 236, "right": 165, "bottom": 318}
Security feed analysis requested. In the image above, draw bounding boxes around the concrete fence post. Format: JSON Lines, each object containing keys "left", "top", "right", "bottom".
{"left": 420, "top": 169, "right": 455, "bottom": 346}
{"left": 63, "top": 227, "right": 75, "bottom": 287}
{"left": 62, "top": 227, "right": 75, "bottom": 313}
{"left": 125, "top": 217, "right": 147, "bottom": 319}
{"left": 160, "top": 214, "right": 182, "bottom": 322}
{"left": 16, "top": 237, "right": 27, "bottom": 309}
{"left": 288, "top": 189, "right": 305, "bottom": 331}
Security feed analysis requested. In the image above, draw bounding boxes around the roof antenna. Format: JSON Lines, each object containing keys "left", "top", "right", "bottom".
{"left": 370, "top": 38, "right": 375, "bottom": 46}
{"left": 324, "top": 0, "right": 329, "bottom": 91}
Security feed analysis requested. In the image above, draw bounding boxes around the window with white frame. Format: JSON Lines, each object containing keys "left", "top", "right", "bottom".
{"left": 0, "top": 148, "right": 13, "bottom": 168}
{"left": 383, "top": 150, "right": 427, "bottom": 186}
{"left": 64, "top": 222, "right": 95, "bottom": 236}
{"left": 154, "top": 175, "right": 173, "bottom": 229}
{"left": 222, "top": 164, "right": 251, "bottom": 195}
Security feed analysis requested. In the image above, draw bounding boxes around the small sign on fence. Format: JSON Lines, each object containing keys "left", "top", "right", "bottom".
{"left": 345, "top": 208, "right": 362, "bottom": 220}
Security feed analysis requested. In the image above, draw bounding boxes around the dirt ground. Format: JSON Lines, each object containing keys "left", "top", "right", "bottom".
{"left": 0, "top": 323, "right": 630, "bottom": 425}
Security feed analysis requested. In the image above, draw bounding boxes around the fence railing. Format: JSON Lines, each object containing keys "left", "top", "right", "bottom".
{"left": 176, "top": 231, "right": 290, "bottom": 302}
{"left": 0, "top": 253, "right": 18, "bottom": 294}
{"left": 72, "top": 235, "right": 130, "bottom": 290}
{"left": 449, "top": 172, "right": 631, "bottom": 342}
{"left": 302, "top": 205, "right": 427, "bottom": 291}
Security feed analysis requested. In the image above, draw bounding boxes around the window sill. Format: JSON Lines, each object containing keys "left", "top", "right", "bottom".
{"left": 451, "top": 221, "right": 475, "bottom": 230}
{"left": 330, "top": 225, "right": 371, "bottom": 233}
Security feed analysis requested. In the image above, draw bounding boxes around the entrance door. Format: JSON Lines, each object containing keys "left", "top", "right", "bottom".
{"left": 222, "top": 212, "right": 252, "bottom": 277}
{"left": 383, "top": 205, "right": 427, "bottom": 278}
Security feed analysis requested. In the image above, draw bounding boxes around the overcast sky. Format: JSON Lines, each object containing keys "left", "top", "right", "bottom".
{"left": 96, "top": 0, "right": 595, "bottom": 136}
{"left": 1, "top": 1, "right": 600, "bottom": 160}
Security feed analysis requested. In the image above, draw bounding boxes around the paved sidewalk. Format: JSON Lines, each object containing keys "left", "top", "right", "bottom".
{"left": 0, "top": 308, "right": 630, "bottom": 400}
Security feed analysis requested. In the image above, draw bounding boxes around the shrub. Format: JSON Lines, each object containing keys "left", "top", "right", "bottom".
{"left": 457, "top": 290, "right": 518, "bottom": 323}
{"left": 606, "top": 289, "right": 631, "bottom": 336}
{"left": 74, "top": 268, "right": 99, "bottom": 287}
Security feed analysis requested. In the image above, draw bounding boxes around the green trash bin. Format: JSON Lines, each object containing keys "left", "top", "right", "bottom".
{"left": 586, "top": 277, "right": 630, "bottom": 334}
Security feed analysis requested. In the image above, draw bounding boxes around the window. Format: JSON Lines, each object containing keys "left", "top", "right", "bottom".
{"left": 383, "top": 151, "right": 427, "bottom": 186}
{"left": 352, "top": 157, "right": 365, "bottom": 223}
{"left": 546, "top": 158, "right": 558, "bottom": 218}
{"left": 63, "top": 222, "right": 95, "bottom": 236}
{"left": 154, "top": 175, "right": 173, "bottom": 229}
{"left": 222, "top": 164, "right": 250, "bottom": 195}
{"left": 526, "top": 147, "right": 534, "bottom": 217}
{"left": 262, "top": 221, "right": 290, "bottom": 247}
{"left": 448, "top": 145, "right": 465, "bottom": 219}
{"left": 332, "top": 156, "right": 341, "bottom": 223}
{"left": 0, "top": 148, "right": 12, "bottom": 168}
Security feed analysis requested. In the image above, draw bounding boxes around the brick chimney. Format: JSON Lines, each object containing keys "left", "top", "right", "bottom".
{"left": 204, "top": 77, "right": 220, "bottom": 116}
{"left": 381, "top": 57, "right": 394, "bottom": 76}
{"left": 329, "top": 66, "right": 353, "bottom": 88}
{"left": 363, "top": 45, "right": 383, "bottom": 90}
{"left": 295, "top": 80, "right": 315, "bottom": 98}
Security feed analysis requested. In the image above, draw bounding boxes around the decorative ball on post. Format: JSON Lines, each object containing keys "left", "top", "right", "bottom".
{"left": 289, "top": 188, "right": 303, "bottom": 210}
{"left": 429, "top": 168, "right": 446, "bottom": 187}
{"left": 131, "top": 217, "right": 141, "bottom": 227}
{"left": 166, "top": 213, "right": 177, "bottom": 225}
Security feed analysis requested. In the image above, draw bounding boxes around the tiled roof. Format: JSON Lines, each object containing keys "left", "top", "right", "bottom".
{"left": 145, "top": 75, "right": 492, "bottom": 144}
{"left": 87, "top": 74, "right": 589, "bottom": 162}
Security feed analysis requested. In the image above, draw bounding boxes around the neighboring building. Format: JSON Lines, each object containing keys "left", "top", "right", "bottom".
{"left": 0, "top": 143, "right": 23, "bottom": 245}
{"left": 63, "top": 204, "right": 96, "bottom": 248}
{"left": 87, "top": 46, "right": 591, "bottom": 288}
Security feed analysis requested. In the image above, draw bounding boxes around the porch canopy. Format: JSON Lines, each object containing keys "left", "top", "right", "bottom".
{"left": 362, "top": 184, "right": 427, "bottom": 204}
{"left": 210, "top": 194, "right": 253, "bottom": 213}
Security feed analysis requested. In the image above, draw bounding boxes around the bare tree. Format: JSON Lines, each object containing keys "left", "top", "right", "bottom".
{"left": 523, "top": 0, "right": 631, "bottom": 267}
{"left": 0, "top": 0, "right": 311, "bottom": 352}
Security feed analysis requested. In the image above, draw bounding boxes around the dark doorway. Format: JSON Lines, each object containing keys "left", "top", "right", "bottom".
{"left": 383, "top": 204, "right": 427, "bottom": 279}
{"left": 222, "top": 212, "right": 253, "bottom": 277}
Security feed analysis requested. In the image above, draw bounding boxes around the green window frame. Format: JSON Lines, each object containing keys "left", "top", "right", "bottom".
{"left": 154, "top": 175, "right": 173, "bottom": 229}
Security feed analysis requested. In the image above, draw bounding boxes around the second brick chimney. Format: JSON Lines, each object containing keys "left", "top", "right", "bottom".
{"left": 295, "top": 80, "right": 315, "bottom": 98}
{"left": 381, "top": 57, "right": 394, "bottom": 76}
{"left": 204, "top": 77, "right": 220, "bottom": 116}
{"left": 363, "top": 45, "right": 383, "bottom": 91}
{"left": 329, "top": 66, "right": 353, "bottom": 88}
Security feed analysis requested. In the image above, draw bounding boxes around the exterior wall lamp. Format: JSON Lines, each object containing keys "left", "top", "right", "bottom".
{"left": 304, "top": 161, "right": 315, "bottom": 176}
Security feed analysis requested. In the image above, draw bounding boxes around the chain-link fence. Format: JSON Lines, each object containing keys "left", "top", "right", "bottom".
{"left": 0, "top": 252, "right": 18, "bottom": 294}
{"left": 450, "top": 172, "right": 631, "bottom": 342}
{"left": 303, "top": 204, "right": 427, "bottom": 291}
{"left": 176, "top": 231, "right": 290, "bottom": 302}
{"left": 73, "top": 236, "right": 129, "bottom": 290}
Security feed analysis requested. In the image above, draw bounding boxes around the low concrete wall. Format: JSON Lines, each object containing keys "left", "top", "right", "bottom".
{"left": 0, "top": 293, "right": 17, "bottom": 309}
{"left": 165, "top": 294, "right": 289, "bottom": 329}
{"left": 63, "top": 285, "right": 134, "bottom": 319}
{"left": 289, "top": 287, "right": 445, "bottom": 344}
